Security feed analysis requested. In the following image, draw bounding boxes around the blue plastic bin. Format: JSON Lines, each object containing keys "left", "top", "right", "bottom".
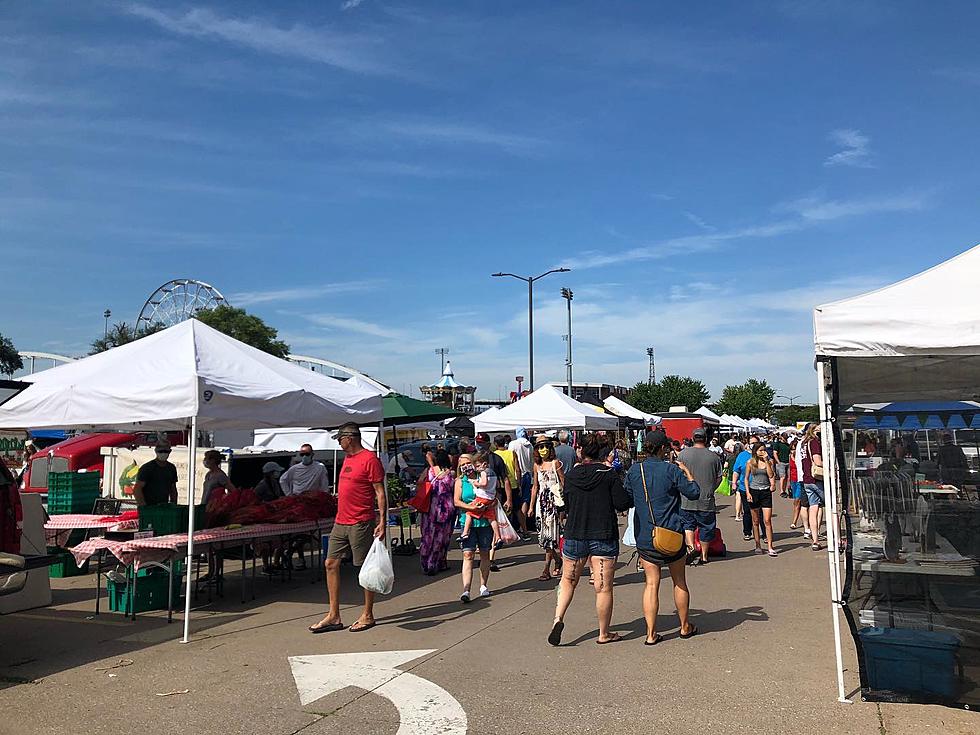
{"left": 858, "top": 627, "right": 960, "bottom": 701}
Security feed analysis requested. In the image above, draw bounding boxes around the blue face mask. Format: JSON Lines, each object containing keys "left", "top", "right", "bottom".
{"left": 300, "top": 454, "right": 313, "bottom": 466}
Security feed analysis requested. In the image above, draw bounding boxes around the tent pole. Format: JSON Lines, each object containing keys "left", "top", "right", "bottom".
{"left": 817, "top": 360, "right": 850, "bottom": 704}
{"left": 332, "top": 449, "right": 338, "bottom": 492}
{"left": 181, "top": 416, "right": 199, "bottom": 644}
{"left": 379, "top": 421, "right": 389, "bottom": 548}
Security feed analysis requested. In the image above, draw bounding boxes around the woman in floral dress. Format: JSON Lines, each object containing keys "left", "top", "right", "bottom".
{"left": 418, "top": 449, "right": 457, "bottom": 575}
{"left": 528, "top": 435, "right": 566, "bottom": 581}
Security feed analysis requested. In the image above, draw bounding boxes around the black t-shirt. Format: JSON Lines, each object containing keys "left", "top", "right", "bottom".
{"left": 137, "top": 460, "right": 178, "bottom": 505}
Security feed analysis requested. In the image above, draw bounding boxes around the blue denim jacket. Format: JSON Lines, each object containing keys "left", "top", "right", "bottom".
{"left": 624, "top": 457, "right": 701, "bottom": 552}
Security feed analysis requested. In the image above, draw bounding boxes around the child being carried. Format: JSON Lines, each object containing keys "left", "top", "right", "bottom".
{"left": 460, "top": 451, "right": 501, "bottom": 545}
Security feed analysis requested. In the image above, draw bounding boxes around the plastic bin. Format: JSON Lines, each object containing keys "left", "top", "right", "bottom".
{"left": 106, "top": 564, "right": 184, "bottom": 614}
{"left": 47, "top": 547, "right": 89, "bottom": 578}
{"left": 46, "top": 471, "right": 101, "bottom": 515}
{"left": 859, "top": 626, "right": 961, "bottom": 701}
{"left": 138, "top": 504, "right": 206, "bottom": 536}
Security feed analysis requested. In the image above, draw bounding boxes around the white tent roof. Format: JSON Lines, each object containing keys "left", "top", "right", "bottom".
{"left": 0, "top": 319, "right": 384, "bottom": 430}
{"left": 694, "top": 406, "right": 723, "bottom": 422}
{"left": 603, "top": 395, "right": 661, "bottom": 424}
{"left": 813, "top": 244, "right": 980, "bottom": 404}
{"left": 251, "top": 426, "right": 380, "bottom": 452}
{"left": 473, "top": 385, "right": 620, "bottom": 433}
{"left": 720, "top": 414, "right": 750, "bottom": 429}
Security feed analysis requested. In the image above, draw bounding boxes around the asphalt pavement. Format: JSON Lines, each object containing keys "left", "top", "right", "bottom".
{"left": 1, "top": 497, "right": 976, "bottom": 735}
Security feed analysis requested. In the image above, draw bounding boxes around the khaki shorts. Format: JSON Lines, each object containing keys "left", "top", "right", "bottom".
{"left": 327, "top": 521, "right": 375, "bottom": 566}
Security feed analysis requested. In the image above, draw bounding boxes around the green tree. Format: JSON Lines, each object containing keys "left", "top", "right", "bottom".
{"left": 716, "top": 378, "right": 776, "bottom": 420}
{"left": 626, "top": 374, "right": 710, "bottom": 414}
{"left": 196, "top": 305, "right": 290, "bottom": 358}
{"left": 0, "top": 333, "right": 23, "bottom": 376}
{"left": 774, "top": 403, "right": 819, "bottom": 426}
{"left": 90, "top": 321, "right": 165, "bottom": 354}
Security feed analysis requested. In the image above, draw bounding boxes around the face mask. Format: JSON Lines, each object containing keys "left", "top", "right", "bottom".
{"left": 300, "top": 454, "right": 313, "bottom": 466}
{"left": 459, "top": 463, "right": 475, "bottom": 477}
{"left": 538, "top": 448, "right": 550, "bottom": 457}
{"left": 156, "top": 451, "right": 170, "bottom": 460}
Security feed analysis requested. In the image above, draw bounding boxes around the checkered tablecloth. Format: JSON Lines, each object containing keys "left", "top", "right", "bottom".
{"left": 68, "top": 519, "right": 334, "bottom": 570}
{"left": 44, "top": 514, "right": 139, "bottom": 546}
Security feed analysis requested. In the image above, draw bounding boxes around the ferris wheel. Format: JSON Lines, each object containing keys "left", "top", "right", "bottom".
{"left": 136, "top": 279, "right": 227, "bottom": 331}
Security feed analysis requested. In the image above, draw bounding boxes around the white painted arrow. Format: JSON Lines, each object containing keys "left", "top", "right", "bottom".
{"left": 288, "top": 649, "right": 467, "bottom": 735}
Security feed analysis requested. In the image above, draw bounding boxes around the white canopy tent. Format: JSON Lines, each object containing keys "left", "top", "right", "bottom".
{"left": 812, "top": 243, "right": 980, "bottom": 704}
{"left": 473, "top": 385, "right": 620, "bottom": 433}
{"left": 603, "top": 395, "right": 661, "bottom": 424}
{"left": 0, "top": 319, "right": 384, "bottom": 641}
{"left": 720, "top": 414, "right": 750, "bottom": 430}
{"left": 694, "top": 405, "right": 723, "bottom": 423}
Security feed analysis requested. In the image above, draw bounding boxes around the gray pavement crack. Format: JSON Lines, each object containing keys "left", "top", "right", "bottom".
{"left": 293, "top": 589, "right": 554, "bottom": 733}
{"left": 875, "top": 703, "right": 886, "bottom": 735}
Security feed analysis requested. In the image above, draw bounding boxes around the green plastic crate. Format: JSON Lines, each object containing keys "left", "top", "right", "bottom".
{"left": 47, "top": 547, "right": 89, "bottom": 578}
{"left": 138, "top": 504, "right": 206, "bottom": 536}
{"left": 46, "top": 472, "right": 101, "bottom": 515}
{"left": 107, "top": 565, "right": 184, "bottom": 614}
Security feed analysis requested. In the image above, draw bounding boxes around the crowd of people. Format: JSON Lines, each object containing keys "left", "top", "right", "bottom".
{"left": 287, "top": 420, "right": 829, "bottom": 646}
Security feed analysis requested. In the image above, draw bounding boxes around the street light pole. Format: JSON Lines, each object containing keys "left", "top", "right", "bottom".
{"left": 491, "top": 267, "right": 570, "bottom": 391}
{"left": 103, "top": 309, "right": 111, "bottom": 339}
{"left": 777, "top": 394, "right": 801, "bottom": 407}
{"left": 561, "top": 288, "right": 573, "bottom": 395}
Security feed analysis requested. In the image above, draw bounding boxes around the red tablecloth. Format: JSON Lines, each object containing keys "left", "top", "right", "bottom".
{"left": 70, "top": 519, "right": 333, "bottom": 569}
{"left": 43, "top": 514, "right": 139, "bottom": 546}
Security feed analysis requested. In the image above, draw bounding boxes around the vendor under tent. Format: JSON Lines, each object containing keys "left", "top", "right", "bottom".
{"left": 813, "top": 243, "right": 980, "bottom": 708}
{"left": 473, "top": 385, "right": 620, "bottom": 433}
{"left": 0, "top": 319, "right": 384, "bottom": 642}
{"left": 603, "top": 395, "right": 662, "bottom": 424}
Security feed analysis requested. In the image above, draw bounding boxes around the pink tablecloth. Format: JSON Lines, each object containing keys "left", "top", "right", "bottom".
{"left": 70, "top": 519, "right": 333, "bottom": 569}
{"left": 43, "top": 514, "right": 139, "bottom": 546}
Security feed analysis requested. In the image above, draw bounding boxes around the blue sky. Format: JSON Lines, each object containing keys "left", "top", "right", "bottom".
{"left": 2, "top": 1, "right": 979, "bottom": 402}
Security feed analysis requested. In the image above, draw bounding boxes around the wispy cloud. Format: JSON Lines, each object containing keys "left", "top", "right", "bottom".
{"left": 824, "top": 128, "right": 873, "bottom": 168}
{"left": 341, "top": 0, "right": 367, "bottom": 10}
{"left": 230, "top": 280, "right": 383, "bottom": 306}
{"left": 302, "top": 313, "right": 406, "bottom": 341}
{"left": 368, "top": 120, "right": 549, "bottom": 155}
{"left": 934, "top": 68, "right": 980, "bottom": 86}
{"left": 564, "top": 190, "right": 931, "bottom": 270}
{"left": 126, "top": 4, "right": 393, "bottom": 76}
{"left": 650, "top": 193, "right": 674, "bottom": 201}
{"left": 683, "top": 211, "right": 715, "bottom": 232}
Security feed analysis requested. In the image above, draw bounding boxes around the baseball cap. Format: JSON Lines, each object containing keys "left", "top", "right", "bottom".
{"left": 475, "top": 432, "right": 490, "bottom": 444}
{"left": 262, "top": 462, "right": 283, "bottom": 475}
{"left": 692, "top": 428, "right": 707, "bottom": 441}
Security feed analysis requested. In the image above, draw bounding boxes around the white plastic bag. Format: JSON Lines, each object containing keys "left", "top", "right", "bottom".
{"left": 496, "top": 502, "right": 519, "bottom": 545}
{"left": 358, "top": 538, "right": 394, "bottom": 595}
{"left": 621, "top": 508, "right": 636, "bottom": 547}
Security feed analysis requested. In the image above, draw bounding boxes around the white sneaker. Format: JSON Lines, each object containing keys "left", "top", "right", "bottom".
{"left": 460, "top": 591, "right": 471, "bottom": 604}
{"left": 479, "top": 585, "right": 491, "bottom": 598}
{"left": 802, "top": 528, "right": 811, "bottom": 537}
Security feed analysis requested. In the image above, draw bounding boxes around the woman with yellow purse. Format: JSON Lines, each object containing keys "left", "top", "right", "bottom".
{"left": 624, "top": 429, "right": 702, "bottom": 645}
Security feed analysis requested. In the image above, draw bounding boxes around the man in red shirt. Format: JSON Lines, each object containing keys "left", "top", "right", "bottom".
{"left": 309, "top": 423, "right": 387, "bottom": 633}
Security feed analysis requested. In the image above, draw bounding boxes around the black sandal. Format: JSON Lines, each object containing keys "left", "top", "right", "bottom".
{"left": 679, "top": 624, "right": 699, "bottom": 640}
{"left": 644, "top": 634, "right": 663, "bottom": 646}
{"left": 548, "top": 621, "right": 564, "bottom": 646}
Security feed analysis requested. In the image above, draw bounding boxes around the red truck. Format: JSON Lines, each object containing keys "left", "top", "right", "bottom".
{"left": 658, "top": 413, "right": 720, "bottom": 444}
{"left": 21, "top": 431, "right": 184, "bottom": 498}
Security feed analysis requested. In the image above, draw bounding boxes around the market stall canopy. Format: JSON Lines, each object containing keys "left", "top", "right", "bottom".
{"left": 251, "top": 426, "right": 379, "bottom": 452}
{"left": 720, "top": 414, "right": 750, "bottom": 429}
{"left": 848, "top": 400, "right": 980, "bottom": 430}
{"left": 0, "top": 319, "right": 384, "bottom": 431}
{"left": 813, "top": 244, "right": 980, "bottom": 405}
{"left": 603, "top": 395, "right": 662, "bottom": 424}
{"left": 473, "top": 385, "right": 620, "bottom": 433}
{"left": 382, "top": 393, "right": 462, "bottom": 427}
{"left": 694, "top": 406, "right": 723, "bottom": 423}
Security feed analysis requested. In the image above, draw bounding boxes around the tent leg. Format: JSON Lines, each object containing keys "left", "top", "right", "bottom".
{"left": 818, "top": 361, "right": 851, "bottom": 704}
{"left": 181, "top": 417, "right": 199, "bottom": 644}
{"left": 379, "top": 421, "right": 390, "bottom": 548}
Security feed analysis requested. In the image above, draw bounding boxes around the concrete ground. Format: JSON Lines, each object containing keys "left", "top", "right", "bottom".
{"left": 1, "top": 498, "right": 976, "bottom": 735}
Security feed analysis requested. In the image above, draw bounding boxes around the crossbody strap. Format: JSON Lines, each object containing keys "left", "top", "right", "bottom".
{"left": 639, "top": 462, "right": 657, "bottom": 528}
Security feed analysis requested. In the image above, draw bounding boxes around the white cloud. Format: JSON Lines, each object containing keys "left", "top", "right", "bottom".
{"left": 683, "top": 211, "right": 715, "bottom": 231}
{"left": 369, "top": 120, "right": 549, "bottom": 155}
{"left": 341, "top": 0, "right": 366, "bottom": 10}
{"left": 824, "top": 128, "right": 873, "bottom": 168}
{"left": 230, "top": 280, "right": 383, "bottom": 306}
{"left": 127, "top": 4, "right": 393, "bottom": 76}
{"left": 776, "top": 192, "right": 928, "bottom": 221}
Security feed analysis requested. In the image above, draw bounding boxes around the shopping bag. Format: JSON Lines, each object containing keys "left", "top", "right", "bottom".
{"left": 358, "top": 538, "right": 394, "bottom": 594}
{"left": 407, "top": 472, "right": 431, "bottom": 513}
{"left": 694, "top": 528, "right": 726, "bottom": 557}
{"left": 495, "top": 502, "right": 519, "bottom": 545}
{"left": 621, "top": 508, "right": 636, "bottom": 547}
{"left": 715, "top": 476, "right": 732, "bottom": 496}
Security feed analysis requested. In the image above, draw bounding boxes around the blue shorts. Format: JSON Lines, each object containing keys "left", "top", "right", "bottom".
{"left": 520, "top": 472, "right": 532, "bottom": 504}
{"left": 459, "top": 525, "right": 494, "bottom": 552}
{"left": 562, "top": 537, "right": 619, "bottom": 560}
{"left": 679, "top": 509, "right": 716, "bottom": 542}
{"left": 791, "top": 481, "right": 804, "bottom": 500}
{"left": 804, "top": 482, "right": 825, "bottom": 507}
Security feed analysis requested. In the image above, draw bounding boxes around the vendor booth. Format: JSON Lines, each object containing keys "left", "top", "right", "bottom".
{"left": 813, "top": 243, "right": 980, "bottom": 708}
{"left": 0, "top": 319, "right": 384, "bottom": 641}
{"left": 473, "top": 385, "right": 619, "bottom": 433}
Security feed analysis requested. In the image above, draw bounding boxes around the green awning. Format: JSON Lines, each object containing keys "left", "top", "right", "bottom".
{"left": 383, "top": 393, "right": 462, "bottom": 426}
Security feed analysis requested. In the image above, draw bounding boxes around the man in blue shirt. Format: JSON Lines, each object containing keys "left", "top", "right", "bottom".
{"left": 732, "top": 435, "right": 763, "bottom": 541}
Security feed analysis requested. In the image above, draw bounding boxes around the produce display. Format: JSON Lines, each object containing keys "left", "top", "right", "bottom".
{"left": 205, "top": 489, "right": 337, "bottom": 528}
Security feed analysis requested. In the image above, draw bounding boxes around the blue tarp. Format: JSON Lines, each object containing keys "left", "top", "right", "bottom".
{"left": 28, "top": 429, "right": 66, "bottom": 440}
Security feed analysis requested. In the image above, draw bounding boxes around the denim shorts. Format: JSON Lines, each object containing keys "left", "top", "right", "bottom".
{"left": 562, "top": 537, "right": 619, "bottom": 561}
{"left": 679, "top": 509, "right": 717, "bottom": 542}
{"left": 520, "top": 473, "right": 532, "bottom": 504}
{"left": 459, "top": 525, "right": 494, "bottom": 552}
{"left": 791, "top": 481, "right": 804, "bottom": 500}
{"left": 804, "top": 482, "right": 825, "bottom": 507}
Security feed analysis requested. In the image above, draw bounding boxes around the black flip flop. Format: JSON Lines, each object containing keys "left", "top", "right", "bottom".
{"left": 548, "top": 621, "right": 564, "bottom": 646}
{"left": 679, "top": 624, "right": 699, "bottom": 640}
{"left": 644, "top": 634, "right": 663, "bottom": 646}
{"left": 308, "top": 622, "right": 343, "bottom": 634}
{"left": 596, "top": 632, "right": 623, "bottom": 645}
{"left": 348, "top": 621, "right": 376, "bottom": 632}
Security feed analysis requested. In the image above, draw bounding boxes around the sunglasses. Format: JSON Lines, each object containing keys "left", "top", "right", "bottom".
{"left": 536, "top": 442, "right": 554, "bottom": 448}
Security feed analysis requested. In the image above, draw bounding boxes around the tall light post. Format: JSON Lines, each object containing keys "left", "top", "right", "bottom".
{"left": 777, "top": 394, "right": 801, "bottom": 407}
{"left": 435, "top": 347, "right": 449, "bottom": 373}
{"left": 560, "top": 288, "right": 573, "bottom": 396}
{"left": 103, "top": 309, "right": 111, "bottom": 339}
{"left": 491, "top": 268, "right": 570, "bottom": 391}
{"left": 647, "top": 347, "right": 655, "bottom": 385}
